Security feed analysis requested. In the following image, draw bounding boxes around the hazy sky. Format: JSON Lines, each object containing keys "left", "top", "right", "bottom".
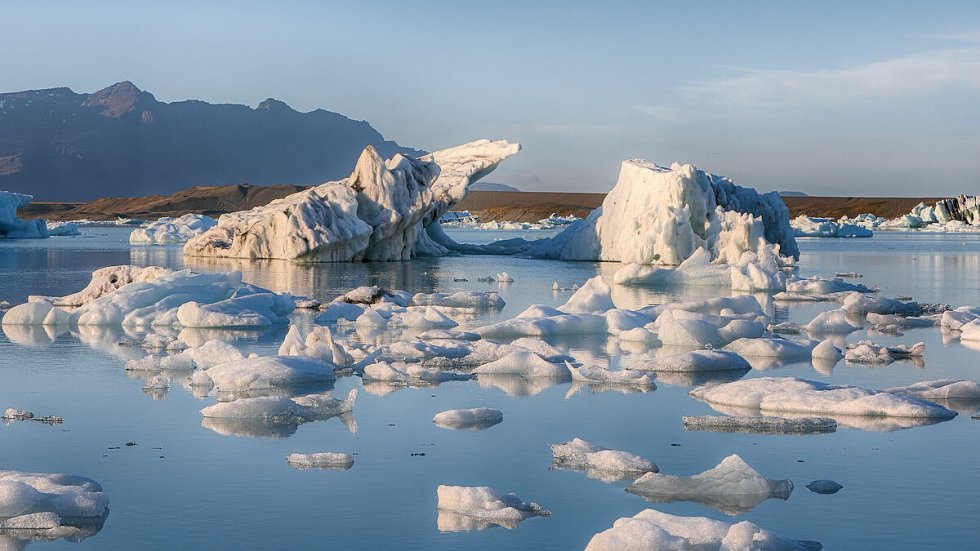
{"left": 4, "top": 0, "right": 980, "bottom": 195}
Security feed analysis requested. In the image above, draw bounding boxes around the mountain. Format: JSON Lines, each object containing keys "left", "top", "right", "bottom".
{"left": 469, "top": 182, "right": 521, "bottom": 192}
{"left": 0, "top": 81, "right": 423, "bottom": 201}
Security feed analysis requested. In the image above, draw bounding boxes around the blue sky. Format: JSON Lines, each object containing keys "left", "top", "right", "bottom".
{"left": 3, "top": 0, "right": 980, "bottom": 196}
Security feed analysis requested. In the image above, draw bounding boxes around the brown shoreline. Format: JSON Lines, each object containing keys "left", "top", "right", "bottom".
{"left": 18, "top": 186, "right": 941, "bottom": 224}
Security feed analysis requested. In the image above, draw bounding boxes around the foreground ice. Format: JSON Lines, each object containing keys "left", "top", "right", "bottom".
{"left": 0, "top": 471, "right": 108, "bottom": 527}
{"left": 184, "top": 140, "right": 520, "bottom": 261}
{"left": 690, "top": 377, "right": 956, "bottom": 421}
{"left": 550, "top": 438, "right": 657, "bottom": 482}
{"left": 285, "top": 452, "right": 354, "bottom": 470}
{"left": 0, "top": 191, "right": 48, "bottom": 239}
{"left": 626, "top": 454, "right": 793, "bottom": 515}
{"left": 682, "top": 415, "right": 837, "bottom": 435}
{"left": 526, "top": 160, "right": 799, "bottom": 265}
{"left": 129, "top": 214, "right": 218, "bottom": 245}
{"left": 432, "top": 408, "right": 503, "bottom": 430}
{"left": 585, "top": 508, "right": 821, "bottom": 551}
{"left": 436, "top": 485, "right": 549, "bottom": 532}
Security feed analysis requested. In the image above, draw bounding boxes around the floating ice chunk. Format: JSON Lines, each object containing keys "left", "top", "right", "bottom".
{"left": 605, "top": 309, "right": 656, "bottom": 335}
{"left": 961, "top": 319, "right": 980, "bottom": 342}
{"left": 30, "top": 265, "right": 175, "bottom": 308}
{"left": 129, "top": 214, "right": 218, "bottom": 245}
{"left": 682, "top": 415, "right": 837, "bottom": 435}
{"left": 355, "top": 308, "right": 388, "bottom": 327}
{"left": 196, "top": 356, "right": 336, "bottom": 391}
{"left": 690, "top": 377, "right": 956, "bottom": 420}
{"left": 806, "top": 480, "right": 843, "bottom": 495}
{"left": 940, "top": 307, "right": 980, "bottom": 331}
{"left": 885, "top": 379, "right": 980, "bottom": 400}
{"left": 400, "top": 306, "right": 459, "bottom": 329}
{"left": 567, "top": 362, "right": 655, "bottom": 388}
{"left": 844, "top": 341, "right": 923, "bottom": 364}
{"left": 45, "top": 220, "right": 81, "bottom": 237}
{"left": 1, "top": 302, "right": 70, "bottom": 326}
{"left": 180, "top": 340, "right": 246, "bottom": 369}
{"left": 475, "top": 312, "right": 607, "bottom": 338}
{"left": 585, "top": 509, "right": 821, "bottom": 551}
{"left": 866, "top": 313, "right": 939, "bottom": 329}
{"left": 436, "top": 485, "right": 548, "bottom": 532}
{"left": 432, "top": 408, "right": 503, "bottom": 430}
{"left": 315, "top": 301, "right": 365, "bottom": 324}
{"left": 613, "top": 247, "right": 732, "bottom": 287}
{"left": 552, "top": 282, "right": 561, "bottom": 290}
{"left": 176, "top": 291, "right": 294, "bottom": 328}
{"left": 791, "top": 215, "right": 872, "bottom": 238}
{"left": 285, "top": 452, "right": 353, "bottom": 470}
{"left": 279, "top": 325, "right": 353, "bottom": 366}
{"left": 413, "top": 291, "right": 504, "bottom": 311}
{"left": 558, "top": 276, "right": 615, "bottom": 314}
{"left": 724, "top": 337, "right": 816, "bottom": 359}
{"left": 201, "top": 389, "right": 356, "bottom": 422}
{"left": 626, "top": 454, "right": 793, "bottom": 515}
{"left": 551, "top": 438, "right": 657, "bottom": 482}
{"left": 811, "top": 339, "right": 843, "bottom": 365}
{"left": 842, "top": 292, "right": 920, "bottom": 315}
{"left": 510, "top": 338, "right": 575, "bottom": 363}
{"left": 362, "top": 361, "right": 469, "bottom": 385}
{"left": 0, "top": 191, "right": 49, "bottom": 239}
{"left": 788, "top": 277, "right": 872, "bottom": 295}
{"left": 623, "top": 350, "right": 751, "bottom": 373}
{"left": 416, "top": 329, "right": 481, "bottom": 341}
{"left": 185, "top": 140, "right": 520, "bottom": 261}
{"left": 729, "top": 248, "right": 787, "bottom": 292}
{"left": 473, "top": 350, "right": 571, "bottom": 380}
{"left": 0, "top": 470, "right": 109, "bottom": 520}
{"left": 142, "top": 375, "right": 170, "bottom": 392}
{"left": 496, "top": 272, "right": 514, "bottom": 283}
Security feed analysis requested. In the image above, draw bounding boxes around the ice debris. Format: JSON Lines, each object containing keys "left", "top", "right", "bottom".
{"left": 550, "top": 438, "right": 657, "bottom": 482}
{"left": 436, "top": 485, "right": 549, "bottom": 532}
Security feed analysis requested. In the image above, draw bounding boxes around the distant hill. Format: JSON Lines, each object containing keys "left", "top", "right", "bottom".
{"left": 778, "top": 191, "right": 809, "bottom": 197}
{"left": 0, "top": 81, "right": 422, "bottom": 201}
{"left": 469, "top": 182, "right": 521, "bottom": 192}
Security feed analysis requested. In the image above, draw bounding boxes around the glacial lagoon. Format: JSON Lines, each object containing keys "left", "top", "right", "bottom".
{"left": 2, "top": 227, "right": 980, "bottom": 550}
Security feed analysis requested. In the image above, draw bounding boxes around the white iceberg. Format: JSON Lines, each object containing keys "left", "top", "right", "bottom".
{"left": 557, "top": 276, "right": 615, "bottom": 314}
{"left": 585, "top": 508, "right": 821, "bottom": 551}
{"left": 194, "top": 355, "right": 336, "bottom": 391}
{"left": 285, "top": 452, "right": 353, "bottom": 470}
{"left": 436, "top": 485, "right": 548, "bottom": 532}
{"left": 45, "top": 221, "right": 81, "bottom": 236}
{"left": 626, "top": 454, "right": 793, "bottom": 514}
{"left": 622, "top": 350, "right": 751, "bottom": 373}
{"left": 791, "top": 215, "right": 872, "bottom": 238}
{"left": 724, "top": 337, "right": 817, "bottom": 359}
{"left": 432, "top": 408, "right": 503, "bottom": 430}
{"left": 844, "top": 341, "right": 924, "bottom": 364}
{"left": 184, "top": 140, "right": 520, "bottom": 261}
{"left": 30, "top": 265, "right": 174, "bottom": 307}
{"left": 0, "top": 470, "right": 108, "bottom": 521}
{"left": 473, "top": 350, "right": 571, "bottom": 380}
{"left": 0, "top": 191, "right": 48, "bottom": 239}
{"left": 550, "top": 438, "right": 657, "bottom": 481}
{"left": 129, "top": 214, "right": 218, "bottom": 245}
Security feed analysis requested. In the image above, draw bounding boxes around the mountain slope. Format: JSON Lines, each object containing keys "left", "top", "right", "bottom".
{"left": 0, "top": 81, "right": 422, "bottom": 201}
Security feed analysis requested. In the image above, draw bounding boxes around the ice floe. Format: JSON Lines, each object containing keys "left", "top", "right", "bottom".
{"left": 884, "top": 379, "right": 980, "bottom": 400}
{"left": 432, "top": 408, "right": 503, "bottom": 430}
{"left": 585, "top": 508, "right": 821, "bottom": 551}
{"left": 436, "top": 485, "right": 549, "bottom": 532}
{"left": 0, "top": 470, "right": 109, "bottom": 528}
{"left": 626, "top": 454, "right": 793, "bottom": 514}
{"left": 844, "top": 340, "right": 924, "bottom": 364}
{"left": 193, "top": 355, "right": 337, "bottom": 392}
{"left": 129, "top": 214, "right": 218, "bottom": 245}
{"left": 550, "top": 438, "right": 657, "bottom": 482}
{"left": 623, "top": 350, "right": 751, "bottom": 373}
{"left": 567, "top": 362, "right": 655, "bottom": 388}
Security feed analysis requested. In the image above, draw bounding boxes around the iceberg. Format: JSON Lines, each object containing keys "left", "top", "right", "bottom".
{"left": 585, "top": 508, "right": 821, "bottom": 551}
{"left": 626, "top": 454, "right": 793, "bottom": 515}
{"left": 682, "top": 415, "right": 837, "bottom": 435}
{"left": 526, "top": 160, "right": 799, "bottom": 265}
{"left": 194, "top": 355, "right": 337, "bottom": 392}
{"left": 473, "top": 350, "right": 571, "bottom": 380}
{"left": 0, "top": 191, "right": 48, "bottom": 239}
{"left": 622, "top": 350, "right": 751, "bottom": 373}
{"left": 690, "top": 377, "right": 956, "bottom": 420}
{"left": 45, "top": 221, "right": 81, "bottom": 236}
{"left": 30, "top": 265, "right": 175, "bottom": 307}
{"left": 184, "top": 140, "right": 520, "bottom": 261}
{"left": 432, "top": 408, "right": 503, "bottom": 430}
{"left": 0, "top": 470, "right": 108, "bottom": 522}
{"left": 791, "top": 215, "right": 872, "bottom": 238}
{"left": 436, "top": 485, "right": 549, "bottom": 532}
{"left": 285, "top": 452, "right": 353, "bottom": 470}
{"left": 550, "top": 438, "right": 657, "bottom": 482}
{"left": 129, "top": 214, "right": 218, "bottom": 245}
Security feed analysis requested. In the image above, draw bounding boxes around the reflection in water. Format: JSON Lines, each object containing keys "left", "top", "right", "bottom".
{"left": 436, "top": 510, "right": 523, "bottom": 532}
{"left": 476, "top": 374, "right": 566, "bottom": 397}
{"left": 0, "top": 512, "right": 109, "bottom": 550}
{"left": 1, "top": 324, "right": 67, "bottom": 347}
{"left": 626, "top": 485, "right": 792, "bottom": 516}
{"left": 201, "top": 411, "right": 357, "bottom": 439}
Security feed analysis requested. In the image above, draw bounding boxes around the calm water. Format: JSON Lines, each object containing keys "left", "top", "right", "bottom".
{"left": 2, "top": 228, "right": 980, "bottom": 550}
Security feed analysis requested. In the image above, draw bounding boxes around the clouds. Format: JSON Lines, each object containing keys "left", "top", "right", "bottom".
{"left": 683, "top": 47, "right": 980, "bottom": 110}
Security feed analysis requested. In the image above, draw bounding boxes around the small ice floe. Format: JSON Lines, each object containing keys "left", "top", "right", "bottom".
{"left": 567, "top": 362, "right": 655, "bottom": 389}
{"left": 690, "top": 377, "right": 956, "bottom": 424}
{"left": 416, "top": 329, "right": 480, "bottom": 341}
{"left": 626, "top": 454, "right": 793, "bottom": 515}
{"left": 1, "top": 301, "right": 71, "bottom": 326}
{"left": 200, "top": 389, "right": 356, "bottom": 424}
{"left": 2, "top": 409, "right": 63, "bottom": 425}
{"left": 413, "top": 291, "right": 504, "bottom": 311}
{"left": 786, "top": 277, "right": 872, "bottom": 295}
{"left": 622, "top": 350, "right": 751, "bottom": 373}
{"left": 844, "top": 341, "right": 924, "bottom": 365}
{"left": 495, "top": 272, "right": 514, "bottom": 283}
{"left": 865, "top": 312, "right": 939, "bottom": 330}
{"left": 436, "top": 485, "right": 548, "bottom": 532}
{"left": 477, "top": 275, "right": 496, "bottom": 282}
{"left": 558, "top": 276, "right": 615, "bottom": 314}
{"left": 940, "top": 306, "right": 980, "bottom": 331}
{"left": 550, "top": 438, "right": 657, "bottom": 482}
{"left": 475, "top": 307, "right": 607, "bottom": 338}
{"left": 804, "top": 308, "right": 861, "bottom": 334}
{"left": 806, "top": 480, "right": 843, "bottom": 495}
{"left": 961, "top": 319, "right": 980, "bottom": 342}
{"left": 552, "top": 281, "right": 561, "bottom": 291}
{"left": 723, "top": 337, "right": 817, "bottom": 359}
{"left": 0, "top": 470, "right": 109, "bottom": 529}
{"left": 842, "top": 292, "right": 921, "bottom": 316}
{"left": 836, "top": 272, "right": 863, "bottom": 278}
{"left": 129, "top": 214, "right": 217, "bottom": 245}
{"left": 362, "top": 361, "right": 469, "bottom": 386}
{"left": 473, "top": 350, "right": 571, "bottom": 380}
{"left": 884, "top": 379, "right": 980, "bottom": 400}
{"left": 141, "top": 375, "right": 170, "bottom": 391}
{"left": 585, "top": 508, "right": 821, "bottom": 551}
{"left": 682, "top": 415, "right": 837, "bottom": 435}
{"left": 285, "top": 452, "right": 353, "bottom": 470}
{"left": 432, "top": 408, "right": 503, "bottom": 430}
{"left": 45, "top": 221, "right": 82, "bottom": 236}
{"left": 654, "top": 308, "right": 765, "bottom": 349}
{"left": 192, "top": 355, "right": 337, "bottom": 392}
{"left": 314, "top": 302, "right": 364, "bottom": 323}
{"left": 0, "top": 301, "right": 10, "bottom": 309}
{"left": 279, "top": 325, "right": 353, "bottom": 366}
{"left": 400, "top": 306, "right": 459, "bottom": 330}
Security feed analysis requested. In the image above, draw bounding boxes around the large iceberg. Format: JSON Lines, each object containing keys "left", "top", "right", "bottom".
{"left": 525, "top": 160, "right": 799, "bottom": 265}
{"left": 0, "top": 191, "right": 48, "bottom": 239}
{"left": 184, "top": 140, "right": 520, "bottom": 261}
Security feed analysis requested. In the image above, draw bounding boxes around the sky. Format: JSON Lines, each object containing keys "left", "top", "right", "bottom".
{"left": 3, "top": 0, "right": 980, "bottom": 196}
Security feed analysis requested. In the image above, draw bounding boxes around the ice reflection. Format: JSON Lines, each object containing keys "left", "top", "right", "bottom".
{"left": 201, "top": 411, "right": 357, "bottom": 439}
{"left": 0, "top": 513, "right": 109, "bottom": 550}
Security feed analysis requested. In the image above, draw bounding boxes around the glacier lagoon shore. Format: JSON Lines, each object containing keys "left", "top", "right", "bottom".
{"left": 1, "top": 227, "right": 980, "bottom": 549}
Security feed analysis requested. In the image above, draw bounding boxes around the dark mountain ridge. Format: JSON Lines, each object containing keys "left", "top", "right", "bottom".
{"left": 0, "top": 81, "right": 422, "bottom": 201}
